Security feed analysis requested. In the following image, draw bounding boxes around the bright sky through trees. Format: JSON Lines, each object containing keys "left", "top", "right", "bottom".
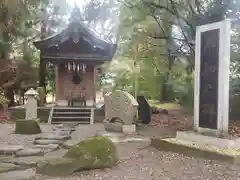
{"left": 67, "top": 0, "right": 89, "bottom": 8}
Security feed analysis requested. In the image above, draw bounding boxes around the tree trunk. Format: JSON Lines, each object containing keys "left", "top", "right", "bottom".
{"left": 39, "top": 6, "right": 47, "bottom": 103}
{"left": 161, "top": 56, "right": 174, "bottom": 102}
{"left": 39, "top": 53, "right": 46, "bottom": 103}
{"left": 5, "top": 89, "right": 14, "bottom": 107}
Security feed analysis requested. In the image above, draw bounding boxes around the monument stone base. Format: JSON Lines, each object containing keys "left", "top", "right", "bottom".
{"left": 103, "top": 119, "right": 136, "bottom": 134}
{"left": 103, "top": 120, "right": 122, "bottom": 132}
{"left": 122, "top": 125, "right": 136, "bottom": 134}
{"left": 96, "top": 131, "right": 150, "bottom": 144}
{"left": 176, "top": 131, "right": 240, "bottom": 148}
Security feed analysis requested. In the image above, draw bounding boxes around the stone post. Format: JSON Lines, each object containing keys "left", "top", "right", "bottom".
{"left": 25, "top": 88, "right": 39, "bottom": 120}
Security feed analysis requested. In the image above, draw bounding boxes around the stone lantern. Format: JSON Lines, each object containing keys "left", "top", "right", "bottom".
{"left": 25, "top": 88, "right": 39, "bottom": 120}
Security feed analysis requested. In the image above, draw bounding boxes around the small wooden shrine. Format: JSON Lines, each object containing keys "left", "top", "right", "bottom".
{"left": 33, "top": 7, "right": 117, "bottom": 107}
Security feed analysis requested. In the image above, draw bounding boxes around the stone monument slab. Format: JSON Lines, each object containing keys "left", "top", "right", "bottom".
{"left": 194, "top": 19, "right": 230, "bottom": 136}
{"left": 104, "top": 90, "right": 138, "bottom": 133}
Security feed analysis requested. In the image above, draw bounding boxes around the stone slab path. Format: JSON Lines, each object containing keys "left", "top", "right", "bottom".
{"left": 0, "top": 123, "right": 76, "bottom": 180}
{"left": 2, "top": 123, "right": 238, "bottom": 180}
{"left": 0, "top": 123, "right": 152, "bottom": 179}
{"left": 1, "top": 169, "right": 36, "bottom": 180}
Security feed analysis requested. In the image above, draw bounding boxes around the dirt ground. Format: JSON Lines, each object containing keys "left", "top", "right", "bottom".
{"left": 150, "top": 108, "right": 240, "bottom": 138}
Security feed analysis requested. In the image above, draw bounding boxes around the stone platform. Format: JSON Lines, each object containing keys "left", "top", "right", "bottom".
{"left": 96, "top": 131, "right": 150, "bottom": 144}
{"left": 151, "top": 131, "right": 240, "bottom": 164}
{"left": 176, "top": 131, "right": 240, "bottom": 148}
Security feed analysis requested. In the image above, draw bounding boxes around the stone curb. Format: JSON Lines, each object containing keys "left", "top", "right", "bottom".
{"left": 150, "top": 138, "right": 240, "bottom": 164}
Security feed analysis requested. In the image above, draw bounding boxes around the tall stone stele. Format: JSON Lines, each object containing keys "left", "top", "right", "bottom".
{"left": 25, "top": 88, "right": 39, "bottom": 120}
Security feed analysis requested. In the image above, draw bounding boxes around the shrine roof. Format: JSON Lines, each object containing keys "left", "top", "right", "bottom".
{"left": 33, "top": 6, "right": 117, "bottom": 61}
{"left": 33, "top": 22, "right": 117, "bottom": 53}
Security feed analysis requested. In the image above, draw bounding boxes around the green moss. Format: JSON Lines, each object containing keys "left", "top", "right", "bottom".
{"left": 15, "top": 119, "right": 42, "bottom": 134}
{"left": 0, "top": 94, "right": 9, "bottom": 105}
{"left": 37, "top": 136, "right": 118, "bottom": 177}
{"left": 36, "top": 158, "right": 77, "bottom": 177}
{"left": 64, "top": 136, "right": 118, "bottom": 168}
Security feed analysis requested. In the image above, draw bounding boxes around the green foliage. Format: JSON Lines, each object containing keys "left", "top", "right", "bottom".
{"left": 0, "top": 94, "right": 9, "bottom": 105}
{"left": 99, "top": 0, "right": 240, "bottom": 113}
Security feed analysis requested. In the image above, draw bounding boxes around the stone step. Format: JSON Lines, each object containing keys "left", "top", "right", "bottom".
{"left": 53, "top": 126, "right": 76, "bottom": 132}
{"left": 51, "top": 121, "right": 89, "bottom": 124}
{"left": 34, "top": 144, "right": 59, "bottom": 153}
{"left": 0, "top": 169, "right": 36, "bottom": 180}
{"left": 53, "top": 111, "right": 91, "bottom": 115}
{"left": 55, "top": 123, "right": 79, "bottom": 128}
{"left": 0, "top": 162, "right": 26, "bottom": 173}
{"left": 52, "top": 116, "right": 90, "bottom": 119}
{"left": 50, "top": 107, "right": 93, "bottom": 124}
{"left": 53, "top": 108, "right": 91, "bottom": 113}
{"left": 15, "top": 148, "right": 44, "bottom": 157}
{"left": 51, "top": 117, "right": 90, "bottom": 123}
{"left": 54, "top": 107, "right": 92, "bottom": 110}
{"left": 0, "top": 145, "right": 24, "bottom": 155}
{"left": 35, "top": 134, "right": 71, "bottom": 141}
{"left": 33, "top": 139, "right": 64, "bottom": 146}
{"left": 2, "top": 150, "right": 67, "bottom": 167}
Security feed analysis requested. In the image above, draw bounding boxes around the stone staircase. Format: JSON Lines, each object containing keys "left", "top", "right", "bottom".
{"left": 49, "top": 107, "right": 94, "bottom": 124}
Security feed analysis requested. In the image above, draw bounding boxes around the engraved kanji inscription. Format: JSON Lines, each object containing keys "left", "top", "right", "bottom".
{"left": 199, "top": 29, "right": 220, "bottom": 129}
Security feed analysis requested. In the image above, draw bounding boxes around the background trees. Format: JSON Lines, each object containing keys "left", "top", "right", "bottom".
{"left": 1, "top": 0, "right": 240, "bottom": 117}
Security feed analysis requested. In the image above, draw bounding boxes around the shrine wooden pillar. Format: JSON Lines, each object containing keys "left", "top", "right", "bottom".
{"left": 55, "top": 64, "right": 60, "bottom": 101}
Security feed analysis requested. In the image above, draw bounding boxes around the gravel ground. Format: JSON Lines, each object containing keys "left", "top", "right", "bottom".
{"left": 37, "top": 143, "right": 240, "bottom": 180}
{"left": 0, "top": 123, "right": 53, "bottom": 146}
{"left": 1, "top": 123, "right": 240, "bottom": 180}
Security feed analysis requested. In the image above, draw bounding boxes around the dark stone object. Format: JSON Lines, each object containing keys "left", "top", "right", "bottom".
{"left": 15, "top": 119, "right": 42, "bottom": 135}
{"left": 137, "top": 96, "right": 151, "bottom": 124}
